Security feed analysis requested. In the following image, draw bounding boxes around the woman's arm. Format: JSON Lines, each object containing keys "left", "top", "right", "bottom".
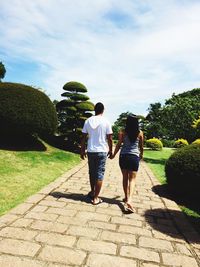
{"left": 112, "top": 131, "right": 124, "bottom": 158}
{"left": 139, "top": 130, "right": 144, "bottom": 159}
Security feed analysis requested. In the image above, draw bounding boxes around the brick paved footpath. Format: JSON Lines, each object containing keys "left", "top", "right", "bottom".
{"left": 0, "top": 156, "right": 200, "bottom": 267}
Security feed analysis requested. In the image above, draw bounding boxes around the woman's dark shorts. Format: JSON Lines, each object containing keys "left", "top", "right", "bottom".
{"left": 119, "top": 154, "right": 139, "bottom": 171}
{"left": 87, "top": 152, "right": 107, "bottom": 180}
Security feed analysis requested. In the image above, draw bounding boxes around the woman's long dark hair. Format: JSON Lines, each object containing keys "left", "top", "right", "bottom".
{"left": 125, "top": 115, "right": 139, "bottom": 142}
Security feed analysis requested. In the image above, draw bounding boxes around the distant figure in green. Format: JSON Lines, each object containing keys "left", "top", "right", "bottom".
{"left": 111, "top": 115, "right": 144, "bottom": 212}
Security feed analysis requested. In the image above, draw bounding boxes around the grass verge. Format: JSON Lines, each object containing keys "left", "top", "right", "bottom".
{"left": 0, "top": 143, "right": 80, "bottom": 216}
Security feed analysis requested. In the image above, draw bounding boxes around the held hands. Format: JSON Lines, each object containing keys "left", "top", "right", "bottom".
{"left": 80, "top": 150, "right": 87, "bottom": 160}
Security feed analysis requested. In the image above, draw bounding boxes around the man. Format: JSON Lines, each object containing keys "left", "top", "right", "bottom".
{"left": 80, "top": 102, "right": 113, "bottom": 205}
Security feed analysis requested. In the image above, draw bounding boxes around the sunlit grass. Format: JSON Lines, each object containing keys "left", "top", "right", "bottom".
{"left": 0, "top": 143, "right": 80, "bottom": 216}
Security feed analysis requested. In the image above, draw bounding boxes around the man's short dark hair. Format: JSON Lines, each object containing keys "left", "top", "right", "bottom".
{"left": 95, "top": 102, "right": 104, "bottom": 115}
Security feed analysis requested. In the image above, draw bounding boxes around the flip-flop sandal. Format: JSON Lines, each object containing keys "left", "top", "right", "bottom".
{"left": 91, "top": 198, "right": 103, "bottom": 205}
{"left": 125, "top": 203, "right": 135, "bottom": 213}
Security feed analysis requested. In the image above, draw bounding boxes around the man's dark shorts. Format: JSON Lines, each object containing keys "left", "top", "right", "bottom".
{"left": 87, "top": 152, "right": 107, "bottom": 180}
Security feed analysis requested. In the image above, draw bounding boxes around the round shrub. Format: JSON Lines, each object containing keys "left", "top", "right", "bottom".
{"left": 146, "top": 138, "right": 163, "bottom": 150}
{"left": 165, "top": 144, "right": 200, "bottom": 197}
{"left": 173, "top": 138, "right": 188, "bottom": 148}
{"left": 192, "top": 139, "right": 200, "bottom": 145}
{"left": 0, "top": 82, "right": 58, "bottom": 136}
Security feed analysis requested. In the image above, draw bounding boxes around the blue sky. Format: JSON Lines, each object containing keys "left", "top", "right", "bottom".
{"left": 1, "top": 0, "right": 200, "bottom": 123}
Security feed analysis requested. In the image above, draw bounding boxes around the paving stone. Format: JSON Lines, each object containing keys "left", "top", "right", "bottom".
{"left": 30, "top": 220, "right": 68, "bottom": 233}
{"left": 10, "top": 203, "right": 33, "bottom": 215}
{"left": 89, "top": 221, "right": 117, "bottom": 231}
{"left": 11, "top": 218, "right": 33, "bottom": 227}
{"left": 35, "top": 232, "right": 76, "bottom": 247}
{"left": 0, "top": 238, "right": 40, "bottom": 256}
{"left": 75, "top": 211, "right": 110, "bottom": 222}
{"left": 0, "top": 226, "right": 37, "bottom": 240}
{"left": 101, "top": 230, "right": 136, "bottom": 244}
{"left": 139, "top": 236, "right": 174, "bottom": 252}
{"left": 175, "top": 243, "right": 192, "bottom": 256}
{"left": 38, "top": 245, "right": 86, "bottom": 265}
{"left": 67, "top": 225, "right": 100, "bottom": 238}
{"left": 162, "top": 252, "right": 198, "bottom": 267}
{"left": 45, "top": 207, "right": 77, "bottom": 217}
{"left": 120, "top": 246, "right": 160, "bottom": 262}
{"left": 25, "top": 211, "right": 58, "bottom": 221}
{"left": 0, "top": 255, "right": 45, "bottom": 267}
{"left": 25, "top": 194, "right": 45, "bottom": 204}
{"left": 39, "top": 200, "right": 66, "bottom": 208}
{"left": 77, "top": 237, "right": 117, "bottom": 254}
{"left": 57, "top": 215, "right": 88, "bottom": 226}
{"left": 31, "top": 205, "right": 48, "bottom": 213}
{"left": 0, "top": 214, "right": 19, "bottom": 224}
{"left": 86, "top": 253, "right": 137, "bottom": 267}
{"left": 111, "top": 216, "right": 143, "bottom": 227}
{"left": 118, "top": 225, "right": 152, "bottom": 237}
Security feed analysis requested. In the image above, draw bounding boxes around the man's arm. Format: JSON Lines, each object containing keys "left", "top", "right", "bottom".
{"left": 80, "top": 133, "right": 87, "bottom": 160}
{"left": 107, "top": 134, "right": 113, "bottom": 158}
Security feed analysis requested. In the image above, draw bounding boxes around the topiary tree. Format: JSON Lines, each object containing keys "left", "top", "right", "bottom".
{"left": 173, "top": 138, "right": 188, "bottom": 148}
{"left": 56, "top": 81, "right": 94, "bottom": 150}
{"left": 146, "top": 138, "right": 163, "bottom": 150}
{"left": 0, "top": 62, "right": 6, "bottom": 82}
{"left": 0, "top": 82, "right": 58, "bottom": 136}
{"left": 165, "top": 144, "right": 200, "bottom": 198}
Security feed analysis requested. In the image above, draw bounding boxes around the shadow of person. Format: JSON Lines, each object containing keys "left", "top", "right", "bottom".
{"left": 144, "top": 208, "right": 200, "bottom": 244}
{"left": 49, "top": 191, "right": 131, "bottom": 214}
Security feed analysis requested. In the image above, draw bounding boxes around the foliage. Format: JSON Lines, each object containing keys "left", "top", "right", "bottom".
{"left": 0, "top": 82, "right": 58, "bottom": 136}
{"left": 161, "top": 139, "right": 175, "bottom": 148}
{"left": 145, "top": 102, "right": 166, "bottom": 139}
{"left": 56, "top": 81, "right": 94, "bottom": 150}
{"left": 192, "top": 139, "right": 200, "bottom": 145}
{"left": 146, "top": 138, "right": 163, "bottom": 151}
{"left": 174, "top": 138, "right": 189, "bottom": 148}
{"left": 192, "top": 115, "right": 200, "bottom": 136}
{"left": 144, "top": 88, "right": 200, "bottom": 142}
{"left": 0, "top": 142, "right": 80, "bottom": 215}
{"left": 165, "top": 144, "right": 200, "bottom": 197}
{"left": 162, "top": 89, "right": 200, "bottom": 142}
{"left": 0, "top": 61, "right": 6, "bottom": 81}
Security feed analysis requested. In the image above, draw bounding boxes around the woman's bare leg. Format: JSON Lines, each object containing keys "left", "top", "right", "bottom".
{"left": 126, "top": 171, "right": 137, "bottom": 211}
{"left": 121, "top": 169, "right": 128, "bottom": 202}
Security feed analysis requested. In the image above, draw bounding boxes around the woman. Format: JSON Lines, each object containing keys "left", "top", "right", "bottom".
{"left": 112, "top": 115, "right": 144, "bottom": 212}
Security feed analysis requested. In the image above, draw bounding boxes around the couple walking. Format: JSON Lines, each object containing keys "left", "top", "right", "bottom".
{"left": 80, "top": 102, "right": 144, "bottom": 213}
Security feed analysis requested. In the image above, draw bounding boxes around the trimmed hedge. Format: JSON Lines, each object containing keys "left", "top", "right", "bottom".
{"left": 146, "top": 138, "right": 163, "bottom": 150}
{"left": 0, "top": 82, "right": 58, "bottom": 135}
{"left": 165, "top": 144, "right": 200, "bottom": 197}
{"left": 173, "top": 138, "right": 188, "bottom": 148}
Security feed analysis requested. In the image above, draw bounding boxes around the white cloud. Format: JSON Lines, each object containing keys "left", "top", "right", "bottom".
{"left": 1, "top": 0, "right": 200, "bottom": 123}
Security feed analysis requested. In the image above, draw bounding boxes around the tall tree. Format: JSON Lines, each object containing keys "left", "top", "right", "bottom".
{"left": 0, "top": 62, "right": 6, "bottom": 82}
{"left": 56, "top": 81, "right": 94, "bottom": 150}
{"left": 145, "top": 102, "right": 166, "bottom": 139}
{"left": 163, "top": 89, "right": 200, "bottom": 142}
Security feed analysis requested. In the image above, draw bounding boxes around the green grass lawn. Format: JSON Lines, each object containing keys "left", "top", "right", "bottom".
{"left": 0, "top": 143, "right": 80, "bottom": 216}
{"left": 144, "top": 147, "right": 200, "bottom": 232}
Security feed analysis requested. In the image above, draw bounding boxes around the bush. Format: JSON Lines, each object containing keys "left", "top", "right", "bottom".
{"left": 146, "top": 138, "right": 163, "bottom": 150}
{"left": 192, "top": 139, "right": 200, "bottom": 145}
{"left": 173, "top": 138, "right": 188, "bottom": 148}
{"left": 165, "top": 144, "right": 200, "bottom": 197}
{"left": 0, "top": 82, "right": 58, "bottom": 136}
{"left": 161, "top": 139, "right": 175, "bottom": 148}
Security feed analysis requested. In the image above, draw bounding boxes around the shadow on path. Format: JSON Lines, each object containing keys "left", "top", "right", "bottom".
{"left": 144, "top": 208, "right": 200, "bottom": 244}
{"left": 50, "top": 191, "right": 132, "bottom": 214}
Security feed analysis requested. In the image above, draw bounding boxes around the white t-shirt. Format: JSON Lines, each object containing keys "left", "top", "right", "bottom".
{"left": 82, "top": 115, "right": 113, "bottom": 152}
